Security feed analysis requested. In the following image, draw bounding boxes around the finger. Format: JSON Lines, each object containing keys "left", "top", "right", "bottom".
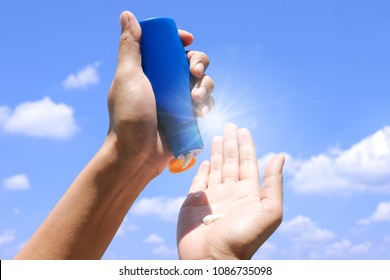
{"left": 188, "top": 161, "right": 210, "bottom": 194}
{"left": 178, "top": 29, "right": 194, "bottom": 47}
{"left": 187, "top": 51, "right": 210, "bottom": 78}
{"left": 208, "top": 136, "right": 224, "bottom": 187}
{"left": 194, "top": 96, "right": 215, "bottom": 118}
{"left": 191, "top": 75, "right": 215, "bottom": 104}
{"left": 260, "top": 154, "right": 285, "bottom": 222}
{"left": 222, "top": 123, "right": 240, "bottom": 183}
{"left": 117, "top": 11, "right": 142, "bottom": 76}
{"left": 238, "top": 128, "right": 260, "bottom": 183}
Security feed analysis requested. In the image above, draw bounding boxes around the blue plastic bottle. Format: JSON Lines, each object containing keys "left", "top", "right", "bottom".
{"left": 139, "top": 18, "right": 203, "bottom": 173}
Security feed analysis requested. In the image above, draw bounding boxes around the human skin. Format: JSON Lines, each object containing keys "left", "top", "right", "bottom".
{"left": 177, "top": 124, "right": 285, "bottom": 260}
{"left": 14, "top": 11, "right": 214, "bottom": 260}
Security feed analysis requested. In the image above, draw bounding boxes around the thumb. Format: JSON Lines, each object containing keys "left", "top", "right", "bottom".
{"left": 117, "top": 11, "right": 142, "bottom": 75}
{"left": 260, "top": 154, "right": 285, "bottom": 219}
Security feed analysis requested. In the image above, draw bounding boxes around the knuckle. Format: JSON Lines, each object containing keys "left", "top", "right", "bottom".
{"left": 204, "top": 76, "right": 215, "bottom": 91}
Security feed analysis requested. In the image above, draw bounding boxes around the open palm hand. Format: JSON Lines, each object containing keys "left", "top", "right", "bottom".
{"left": 177, "top": 124, "right": 285, "bottom": 259}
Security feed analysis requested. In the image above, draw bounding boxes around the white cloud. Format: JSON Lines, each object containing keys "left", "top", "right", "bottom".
{"left": 281, "top": 126, "right": 390, "bottom": 195}
{"left": 62, "top": 62, "right": 100, "bottom": 90}
{"left": 326, "top": 239, "right": 371, "bottom": 257}
{"left": 144, "top": 234, "right": 165, "bottom": 244}
{"left": 0, "top": 230, "right": 16, "bottom": 246}
{"left": 3, "top": 174, "right": 31, "bottom": 191}
{"left": 279, "top": 215, "right": 335, "bottom": 242}
{"left": 151, "top": 244, "right": 176, "bottom": 256}
{"left": 283, "top": 237, "right": 375, "bottom": 260}
{"left": 357, "top": 201, "right": 390, "bottom": 225}
{"left": 275, "top": 214, "right": 382, "bottom": 259}
{"left": 0, "top": 97, "right": 78, "bottom": 139}
{"left": 131, "top": 196, "right": 185, "bottom": 222}
{"left": 290, "top": 154, "right": 352, "bottom": 194}
{"left": 349, "top": 241, "right": 371, "bottom": 254}
{"left": 142, "top": 233, "right": 176, "bottom": 256}
{"left": 323, "top": 239, "right": 352, "bottom": 257}
{"left": 283, "top": 234, "right": 374, "bottom": 259}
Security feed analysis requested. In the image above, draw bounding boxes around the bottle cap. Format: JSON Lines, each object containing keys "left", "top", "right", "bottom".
{"left": 168, "top": 153, "right": 197, "bottom": 173}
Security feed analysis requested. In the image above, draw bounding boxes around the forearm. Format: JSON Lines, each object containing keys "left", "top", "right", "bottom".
{"left": 15, "top": 135, "right": 154, "bottom": 259}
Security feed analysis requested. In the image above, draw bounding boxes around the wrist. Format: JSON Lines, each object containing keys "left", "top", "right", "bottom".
{"left": 101, "top": 133, "right": 158, "bottom": 193}
{"left": 178, "top": 247, "right": 242, "bottom": 260}
{"left": 14, "top": 133, "right": 159, "bottom": 260}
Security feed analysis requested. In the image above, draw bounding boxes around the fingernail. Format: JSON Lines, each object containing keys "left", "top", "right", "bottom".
{"left": 280, "top": 154, "right": 286, "bottom": 168}
{"left": 195, "top": 63, "right": 204, "bottom": 75}
{"left": 200, "top": 105, "right": 210, "bottom": 117}
{"left": 120, "top": 11, "right": 130, "bottom": 29}
{"left": 195, "top": 87, "right": 206, "bottom": 100}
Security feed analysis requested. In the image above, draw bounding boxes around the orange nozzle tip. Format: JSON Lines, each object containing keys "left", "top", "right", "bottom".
{"left": 168, "top": 157, "right": 196, "bottom": 173}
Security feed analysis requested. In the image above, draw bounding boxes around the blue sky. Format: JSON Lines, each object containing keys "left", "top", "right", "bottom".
{"left": 1, "top": 0, "right": 390, "bottom": 259}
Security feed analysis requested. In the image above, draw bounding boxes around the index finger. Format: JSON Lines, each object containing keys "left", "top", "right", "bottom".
{"left": 178, "top": 29, "right": 194, "bottom": 47}
{"left": 187, "top": 51, "right": 210, "bottom": 78}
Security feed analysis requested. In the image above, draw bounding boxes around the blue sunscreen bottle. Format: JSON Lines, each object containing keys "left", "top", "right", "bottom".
{"left": 139, "top": 18, "right": 203, "bottom": 173}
